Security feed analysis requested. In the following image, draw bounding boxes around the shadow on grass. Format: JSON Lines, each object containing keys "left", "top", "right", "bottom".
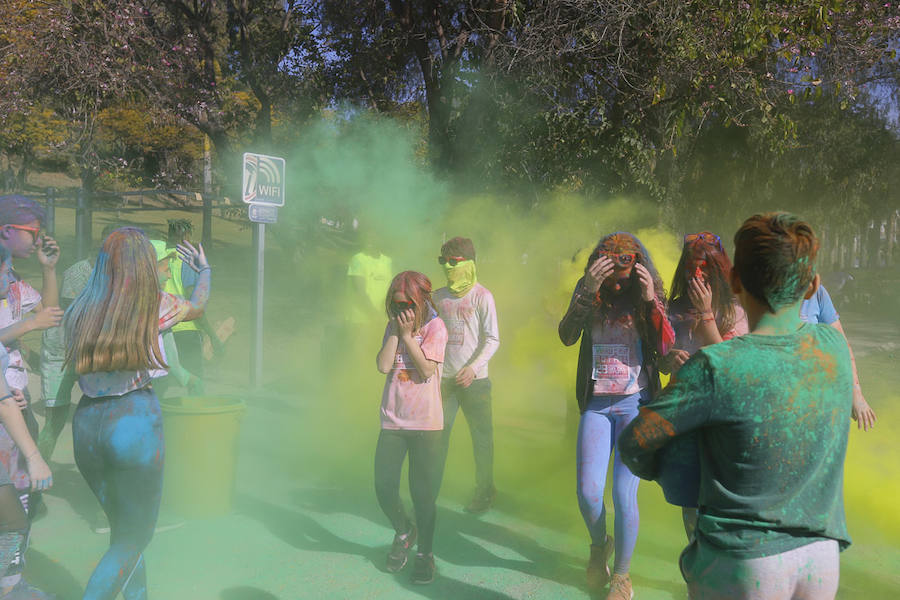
{"left": 25, "top": 549, "right": 83, "bottom": 600}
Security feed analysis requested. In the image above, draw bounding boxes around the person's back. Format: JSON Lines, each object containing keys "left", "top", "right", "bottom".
{"left": 687, "top": 322, "right": 851, "bottom": 555}
{"left": 620, "top": 212, "right": 853, "bottom": 600}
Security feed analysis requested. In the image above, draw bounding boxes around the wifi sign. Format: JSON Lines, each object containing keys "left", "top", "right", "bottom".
{"left": 242, "top": 152, "right": 286, "bottom": 207}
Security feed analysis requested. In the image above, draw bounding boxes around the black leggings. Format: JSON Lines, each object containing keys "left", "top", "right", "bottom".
{"left": 73, "top": 389, "right": 164, "bottom": 600}
{"left": 374, "top": 429, "right": 441, "bottom": 555}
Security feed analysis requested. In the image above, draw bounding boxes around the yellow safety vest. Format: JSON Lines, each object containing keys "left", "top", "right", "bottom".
{"left": 165, "top": 255, "right": 199, "bottom": 332}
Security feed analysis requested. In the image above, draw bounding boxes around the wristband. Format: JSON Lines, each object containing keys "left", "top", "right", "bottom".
{"left": 0, "top": 394, "right": 12, "bottom": 403}
{"left": 199, "top": 266, "right": 211, "bottom": 273}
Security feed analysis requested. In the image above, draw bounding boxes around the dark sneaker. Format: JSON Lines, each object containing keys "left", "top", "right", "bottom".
{"left": 464, "top": 485, "right": 497, "bottom": 514}
{"left": 0, "top": 580, "right": 56, "bottom": 599}
{"left": 586, "top": 535, "right": 614, "bottom": 590}
{"left": 410, "top": 552, "right": 435, "bottom": 584}
{"left": 385, "top": 525, "right": 417, "bottom": 572}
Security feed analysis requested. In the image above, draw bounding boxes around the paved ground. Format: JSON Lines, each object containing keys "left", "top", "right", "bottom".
{"left": 21, "top": 309, "right": 900, "bottom": 599}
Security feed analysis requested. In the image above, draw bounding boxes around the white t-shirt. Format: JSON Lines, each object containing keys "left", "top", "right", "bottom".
{"left": 0, "top": 280, "right": 41, "bottom": 390}
{"left": 590, "top": 311, "right": 648, "bottom": 396}
{"left": 433, "top": 283, "right": 500, "bottom": 379}
{"left": 78, "top": 292, "right": 191, "bottom": 397}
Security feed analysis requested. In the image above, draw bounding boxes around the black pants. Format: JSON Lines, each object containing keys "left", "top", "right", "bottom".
{"left": 374, "top": 429, "right": 442, "bottom": 555}
{"left": 436, "top": 378, "right": 494, "bottom": 495}
{"left": 172, "top": 330, "right": 203, "bottom": 379}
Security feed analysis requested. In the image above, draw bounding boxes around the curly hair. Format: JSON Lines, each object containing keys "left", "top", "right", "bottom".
{"left": 733, "top": 213, "right": 819, "bottom": 312}
{"left": 587, "top": 231, "right": 668, "bottom": 359}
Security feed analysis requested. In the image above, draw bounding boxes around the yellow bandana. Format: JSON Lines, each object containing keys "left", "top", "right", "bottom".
{"left": 444, "top": 260, "right": 477, "bottom": 297}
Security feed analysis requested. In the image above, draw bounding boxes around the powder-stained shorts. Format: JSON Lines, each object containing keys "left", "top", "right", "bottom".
{"left": 0, "top": 426, "right": 26, "bottom": 490}
{"left": 680, "top": 537, "right": 839, "bottom": 600}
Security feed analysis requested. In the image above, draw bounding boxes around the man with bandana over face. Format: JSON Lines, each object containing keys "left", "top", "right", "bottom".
{"left": 433, "top": 237, "right": 500, "bottom": 514}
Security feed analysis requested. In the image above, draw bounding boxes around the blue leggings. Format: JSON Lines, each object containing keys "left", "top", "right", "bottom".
{"left": 576, "top": 391, "right": 644, "bottom": 575}
{"left": 73, "top": 388, "right": 164, "bottom": 600}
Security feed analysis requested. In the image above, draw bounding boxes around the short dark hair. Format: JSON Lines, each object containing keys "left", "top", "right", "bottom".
{"left": 0, "top": 195, "right": 46, "bottom": 226}
{"left": 733, "top": 212, "right": 818, "bottom": 312}
{"left": 440, "top": 237, "right": 475, "bottom": 261}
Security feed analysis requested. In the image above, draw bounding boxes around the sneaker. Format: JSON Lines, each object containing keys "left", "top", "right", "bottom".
{"left": 0, "top": 580, "right": 56, "bottom": 599}
{"left": 410, "top": 552, "right": 435, "bottom": 585}
{"left": 385, "top": 525, "right": 417, "bottom": 572}
{"left": 586, "top": 535, "right": 614, "bottom": 590}
{"left": 464, "top": 485, "right": 497, "bottom": 514}
{"left": 606, "top": 573, "right": 633, "bottom": 600}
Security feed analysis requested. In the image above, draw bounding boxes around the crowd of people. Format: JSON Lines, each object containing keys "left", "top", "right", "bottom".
{"left": 372, "top": 214, "right": 874, "bottom": 599}
{"left": 0, "top": 194, "right": 215, "bottom": 600}
{"left": 0, "top": 192, "right": 876, "bottom": 600}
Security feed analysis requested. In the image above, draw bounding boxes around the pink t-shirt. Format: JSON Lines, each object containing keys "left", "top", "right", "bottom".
{"left": 380, "top": 316, "right": 448, "bottom": 431}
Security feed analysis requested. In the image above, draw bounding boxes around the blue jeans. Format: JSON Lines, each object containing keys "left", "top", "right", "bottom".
{"left": 576, "top": 391, "right": 645, "bottom": 575}
{"left": 436, "top": 378, "right": 494, "bottom": 494}
{"left": 73, "top": 388, "right": 164, "bottom": 600}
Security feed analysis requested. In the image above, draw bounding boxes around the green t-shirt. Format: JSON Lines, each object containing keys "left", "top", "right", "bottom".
{"left": 620, "top": 322, "right": 852, "bottom": 558}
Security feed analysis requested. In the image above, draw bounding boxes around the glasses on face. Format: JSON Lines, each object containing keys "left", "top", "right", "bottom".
{"left": 7, "top": 224, "right": 41, "bottom": 243}
{"left": 593, "top": 251, "right": 636, "bottom": 267}
{"left": 684, "top": 232, "right": 723, "bottom": 250}
{"left": 390, "top": 300, "right": 414, "bottom": 316}
{"left": 438, "top": 255, "right": 466, "bottom": 266}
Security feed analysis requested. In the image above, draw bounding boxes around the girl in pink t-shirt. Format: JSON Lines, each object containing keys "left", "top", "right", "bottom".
{"left": 374, "top": 271, "right": 447, "bottom": 585}
{"left": 658, "top": 231, "right": 748, "bottom": 540}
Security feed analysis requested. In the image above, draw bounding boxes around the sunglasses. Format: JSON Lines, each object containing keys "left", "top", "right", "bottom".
{"left": 684, "top": 232, "right": 723, "bottom": 250}
{"left": 390, "top": 300, "right": 415, "bottom": 316}
{"left": 592, "top": 251, "right": 636, "bottom": 267}
{"left": 7, "top": 224, "right": 41, "bottom": 243}
{"left": 438, "top": 255, "right": 467, "bottom": 266}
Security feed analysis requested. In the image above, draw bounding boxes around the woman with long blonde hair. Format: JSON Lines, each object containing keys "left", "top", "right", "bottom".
{"left": 65, "top": 227, "right": 210, "bottom": 600}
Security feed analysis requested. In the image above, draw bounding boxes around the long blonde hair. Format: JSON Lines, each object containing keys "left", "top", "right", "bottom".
{"left": 64, "top": 227, "right": 167, "bottom": 374}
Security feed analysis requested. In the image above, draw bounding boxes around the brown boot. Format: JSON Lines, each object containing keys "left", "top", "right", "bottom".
{"left": 606, "top": 573, "right": 633, "bottom": 600}
{"left": 586, "top": 535, "right": 614, "bottom": 590}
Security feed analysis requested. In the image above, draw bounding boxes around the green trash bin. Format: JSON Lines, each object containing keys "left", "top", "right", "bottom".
{"left": 160, "top": 396, "right": 246, "bottom": 518}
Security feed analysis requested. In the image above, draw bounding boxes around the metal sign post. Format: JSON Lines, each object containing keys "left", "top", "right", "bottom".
{"left": 242, "top": 152, "right": 286, "bottom": 387}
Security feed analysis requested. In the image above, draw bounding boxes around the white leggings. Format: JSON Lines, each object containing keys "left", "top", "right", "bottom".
{"left": 681, "top": 538, "right": 840, "bottom": 600}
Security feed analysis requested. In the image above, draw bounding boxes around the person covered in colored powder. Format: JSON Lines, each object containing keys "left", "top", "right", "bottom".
{"left": 164, "top": 220, "right": 230, "bottom": 373}
{"left": 432, "top": 237, "right": 500, "bottom": 514}
{"left": 374, "top": 271, "right": 447, "bottom": 585}
{"left": 0, "top": 195, "right": 62, "bottom": 592}
{"left": 558, "top": 232, "right": 674, "bottom": 599}
{"left": 151, "top": 240, "right": 203, "bottom": 398}
{"left": 658, "top": 231, "right": 748, "bottom": 541}
{"left": 64, "top": 228, "right": 210, "bottom": 599}
{"left": 800, "top": 283, "right": 876, "bottom": 430}
{"left": 0, "top": 247, "right": 54, "bottom": 600}
{"left": 620, "top": 213, "right": 852, "bottom": 600}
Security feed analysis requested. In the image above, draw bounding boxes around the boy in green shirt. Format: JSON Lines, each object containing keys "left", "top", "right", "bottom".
{"left": 620, "top": 212, "right": 852, "bottom": 599}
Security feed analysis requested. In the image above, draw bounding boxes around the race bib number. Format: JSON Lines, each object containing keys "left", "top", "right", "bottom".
{"left": 592, "top": 344, "right": 630, "bottom": 380}
{"left": 446, "top": 319, "right": 465, "bottom": 346}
